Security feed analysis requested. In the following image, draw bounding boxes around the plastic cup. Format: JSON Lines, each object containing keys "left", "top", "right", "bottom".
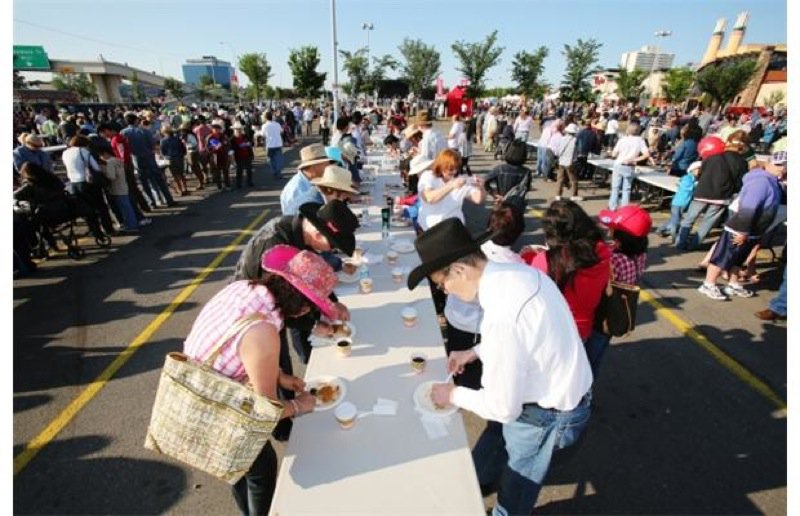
{"left": 386, "top": 250, "right": 399, "bottom": 265}
{"left": 360, "top": 277, "right": 374, "bottom": 294}
{"left": 391, "top": 267, "right": 404, "bottom": 284}
{"left": 334, "top": 401, "right": 357, "bottom": 430}
{"left": 410, "top": 353, "right": 427, "bottom": 374}
{"left": 335, "top": 337, "right": 352, "bottom": 357}
{"left": 401, "top": 306, "right": 418, "bottom": 327}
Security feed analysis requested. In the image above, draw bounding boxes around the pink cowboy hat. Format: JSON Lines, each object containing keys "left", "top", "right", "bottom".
{"left": 260, "top": 245, "right": 337, "bottom": 318}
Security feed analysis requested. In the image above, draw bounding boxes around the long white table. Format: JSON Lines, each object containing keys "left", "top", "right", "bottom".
{"left": 269, "top": 168, "right": 484, "bottom": 515}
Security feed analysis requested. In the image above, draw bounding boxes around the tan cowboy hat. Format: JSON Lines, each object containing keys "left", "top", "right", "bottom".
{"left": 414, "top": 112, "right": 432, "bottom": 126}
{"left": 408, "top": 156, "right": 433, "bottom": 176}
{"left": 311, "top": 165, "right": 359, "bottom": 194}
{"left": 403, "top": 125, "right": 422, "bottom": 139}
{"left": 299, "top": 143, "right": 335, "bottom": 170}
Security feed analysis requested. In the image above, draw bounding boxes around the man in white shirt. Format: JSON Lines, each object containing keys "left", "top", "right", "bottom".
{"left": 609, "top": 122, "right": 650, "bottom": 210}
{"left": 605, "top": 113, "right": 620, "bottom": 149}
{"left": 302, "top": 106, "right": 315, "bottom": 136}
{"left": 261, "top": 112, "right": 284, "bottom": 179}
{"left": 416, "top": 111, "right": 447, "bottom": 160}
{"left": 407, "top": 218, "right": 593, "bottom": 516}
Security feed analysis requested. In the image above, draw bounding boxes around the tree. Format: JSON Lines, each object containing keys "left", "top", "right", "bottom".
{"left": 13, "top": 71, "right": 26, "bottom": 90}
{"left": 695, "top": 58, "right": 758, "bottom": 112}
{"left": 339, "top": 48, "right": 369, "bottom": 97}
{"left": 761, "top": 90, "right": 785, "bottom": 110}
{"left": 129, "top": 71, "right": 145, "bottom": 101}
{"left": 365, "top": 54, "right": 399, "bottom": 95}
{"left": 661, "top": 67, "right": 695, "bottom": 104}
{"left": 559, "top": 38, "right": 602, "bottom": 103}
{"left": 615, "top": 69, "right": 649, "bottom": 104}
{"left": 511, "top": 47, "right": 549, "bottom": 98}
{"left": 398, "top": 38, "right": 441, "bottom": 97}
{"left": 451, "top": 30, "right": 504, "bottom": 99}
{"left": 238, "top": 52, "right": 272, "bottom": 103}
{"left": 288, "top": 46, "right": 327, "bottom": 99}
{"left": 163, "top": 77, "right": 185, "bottom": 100}
{"left": 52, "top": 72, "right": 97, "bottom": 101}
{"left": 194, "top": 74, "right": 216, "bottom": 102}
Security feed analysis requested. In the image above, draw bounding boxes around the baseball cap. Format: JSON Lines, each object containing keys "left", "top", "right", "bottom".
{"left": 597, "top": 205, "right": 652, "bottom": 238}
{"left": 770, "top": 151, "right": 787, "bottom": 165}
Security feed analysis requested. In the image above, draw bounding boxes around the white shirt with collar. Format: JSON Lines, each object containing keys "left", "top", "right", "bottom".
{"left": 419, "top": 127, "right": 447, "bottom": 161}
{"left": 451, "top": 261, "right": 593, "bottom": 423}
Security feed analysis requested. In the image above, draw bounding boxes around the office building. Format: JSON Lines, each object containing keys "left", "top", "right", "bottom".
{"left": 620, "top": 46, "right": 674, "bottom": 72}
{"left": 182, "top": 56, "right": 233, "bottom": 87}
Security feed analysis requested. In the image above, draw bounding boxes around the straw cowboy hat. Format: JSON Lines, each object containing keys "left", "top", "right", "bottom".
{"left": 408, "top": 156, "right": 433, "bottom": 176}
{"left": 260, "top": 245, "right": 338, "bottom": 319}
{"left": 311, "top": 165, "right": 359, "bottom": 194}
{"left": 25, "top": 134, "right": 44, "bottom": 148}
{"left": 298, "top": 143, "right": 336, "bottom": 170}
{"left": 414, "top": 112, "right": 433, "bottom": 126}
{"left": 403, "top": 125, "right": 422, "bottom": 139}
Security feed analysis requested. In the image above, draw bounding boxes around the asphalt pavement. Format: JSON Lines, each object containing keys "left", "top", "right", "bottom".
{"left": 13, "top": 121, "right": 786, "bottom": 515}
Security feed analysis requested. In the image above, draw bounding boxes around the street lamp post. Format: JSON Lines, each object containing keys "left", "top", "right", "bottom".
{"left": 331, "top": 0, "right": 340, "bottom": 124}
{"left": 362, "top": 22, "right": 373, "bottom": 101}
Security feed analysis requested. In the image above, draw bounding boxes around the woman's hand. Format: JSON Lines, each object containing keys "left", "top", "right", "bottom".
{"left": 279, "top": 372, "right": 306, "bottom": 393}
{"left": 431, "top": 383, "right": 454, "bottom": 407}
{"left": 333, "top": 302, "right": 351, "bottom": 321}
{"left": 312, "top": 321, "right": 335, "bottom": 338}
{"left": 451, "top": 176, "right": 467, "bottom": 189}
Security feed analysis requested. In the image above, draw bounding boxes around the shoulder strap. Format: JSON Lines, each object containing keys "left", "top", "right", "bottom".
{"left": 203, "top": 313, "right": 268, "bottom": 367}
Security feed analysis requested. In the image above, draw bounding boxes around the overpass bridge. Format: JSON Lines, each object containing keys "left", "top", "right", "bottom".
{"left": 50, "top": 59, "right": 173, "bottom": 103}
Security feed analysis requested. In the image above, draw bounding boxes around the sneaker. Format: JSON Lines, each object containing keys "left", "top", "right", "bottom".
{"left": 755, "top": 308, "right": 786, "bottom": 321}
{"left": 139, "top": 218, "right": 153, "bottom": 226}
{"left": 570, "top": 196, "right": 584, "bottom": 202}
{"left": 723, "top": 284, "right": 754, "bottom": 298}
{"left": 698, "top": 283, "right": 727, "bottom": 300}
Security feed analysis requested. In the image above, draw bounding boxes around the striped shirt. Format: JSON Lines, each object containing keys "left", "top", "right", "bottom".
{"left": 183, "top": 281, "right": 284, "bottom": 381}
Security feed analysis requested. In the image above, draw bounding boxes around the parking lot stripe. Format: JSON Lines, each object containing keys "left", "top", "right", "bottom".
{"left": 640, "top": 290, "right": 787, "bottom": 410}
{"left": 13, "top": 208, "right": 271, "bottom": 476}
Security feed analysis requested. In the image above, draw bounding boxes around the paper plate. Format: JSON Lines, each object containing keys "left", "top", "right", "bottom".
{"left": 413, "top": 381, "right": 458, "bottom": 417}
{"left": 310, "top": 321, "right": 357, "bottom": 347}
{"left": 391, "top": 240, "right": 415, "bottom": 254}
{"left": 306, "top": 376, "right": 347, "bottom": 412}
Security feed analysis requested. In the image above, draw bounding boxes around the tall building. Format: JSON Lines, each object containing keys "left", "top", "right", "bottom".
{"left": 182, "top": 56, "right": 233, "bottom": 87}
{"left": 620, "top": 46, "right": 674, "bottom": 72}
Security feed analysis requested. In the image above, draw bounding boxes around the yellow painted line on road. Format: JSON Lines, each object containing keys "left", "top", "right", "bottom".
{"left": 13, "top": 208, "right": 271, "bottom": 476}
{"left": 525, "top": 206, "right": 786, "bottom": 411}
{"left": 640, "top": 289, "right": 786, "bottom": 411}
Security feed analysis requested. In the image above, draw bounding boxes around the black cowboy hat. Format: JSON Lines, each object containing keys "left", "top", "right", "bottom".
{"left": 299, "top": 200, "right": 359, "bottom": 256}
{"left": 407, "top": 218, "right": 493, "bottom": 290}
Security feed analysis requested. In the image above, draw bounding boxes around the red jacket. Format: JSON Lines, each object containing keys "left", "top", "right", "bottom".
{"left": 111, "top": 134, "right": 131, "bottom": 165}
{"left": 530, "top": 241, "right": 612, "bottom": 340}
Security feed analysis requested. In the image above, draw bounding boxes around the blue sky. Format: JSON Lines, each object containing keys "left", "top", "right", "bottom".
{"left": 13, "top": 0, "right": 787, "bottom": 91}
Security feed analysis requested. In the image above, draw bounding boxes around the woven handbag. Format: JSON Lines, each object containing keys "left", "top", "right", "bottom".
{"left": 144, "top": 314, "right": 285, "bottom": 484}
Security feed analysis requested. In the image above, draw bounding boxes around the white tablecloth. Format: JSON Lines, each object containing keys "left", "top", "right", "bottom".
{"left": 269, "top": 169, "right": 484, "bottom": 515}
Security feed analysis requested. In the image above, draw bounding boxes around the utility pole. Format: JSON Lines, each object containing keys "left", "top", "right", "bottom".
{"left": 331, "top": 0, "right": 340, "bottom": 124}
{"left": 362, "top": 22, "right": 374, "bottom": 101}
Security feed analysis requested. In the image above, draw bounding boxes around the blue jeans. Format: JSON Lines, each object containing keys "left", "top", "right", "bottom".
{"left": 676, "top": 200, "right": 727, "bottom": 251}
{"left": 584, "top": 330, "right": 611, "bottom": 377}
{"left": 609, "top": 164, "right": 634, "bottom": 210}
{"left": 769, "top": 268, "right": 787, "bottom": 316}
{"left": 111, "top": 195, "right": 139, "bottom": 230}
{"left": 658, "top": 204, "right": 685, "bottom": 237}
{"left": 267, "top": 147, "right": 284, "bottom": 178}
{"left": 473, "top": 393, "right": 592, "bottom": 516}
{"left": 536, "top": 145, "right": 550, "bottom": 177}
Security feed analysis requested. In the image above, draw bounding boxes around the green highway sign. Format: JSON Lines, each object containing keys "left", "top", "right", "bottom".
{"left": 13, "top": 45, "right": 51, "bottom": 71}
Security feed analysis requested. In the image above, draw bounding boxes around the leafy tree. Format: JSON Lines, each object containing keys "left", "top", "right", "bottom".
{"left": 695, "top": 58, "right": 758, "bottom": 112}
{"left": 339, "top": 48, "right": 369, "bottom": 96}
{"left": 661, "top": 67, "right": 695, "bottom": 104}
{"left": 761, "top": 90, "right": 785, "bottom": 109}
{"left": 511, "top": 47, "right": 548, "bottom": 98}
{"left": 365, "top": 54, "right": 399, "bottom": 95}
{"left": 615, "top": 69, "right": 649, "bottom": 104}
{"left": 451, "top": 30, "right": 504, "bottom": 99}
{"left": 559, "top": 38, "right": 602, "bottom": 103}
{"left": 288, "top": 46, "right": 327, "bottom": 99}
{"left": 52, "top": 72, "right": 97, "bottom": 101}
{"left": 398, "top": 38, "right": 441, "bottom": 97}
{"left": 238, "top": 52, "right": 272, "bottom": 103}
{"left": 163, "top": 77, "right": 185, "bottom": 100}
{"left": 483, "top": 86, "right": 517, "bottom": 98}
{"left": 14, "top": 71, "right": 26, "bottom": 90}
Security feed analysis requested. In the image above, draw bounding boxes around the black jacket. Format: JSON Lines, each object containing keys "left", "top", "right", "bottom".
{"left": 693, "top": 151, "right": 748, "bottom": 202}
{"left": 484, "top": 163, "right": 532, "bottom": 197}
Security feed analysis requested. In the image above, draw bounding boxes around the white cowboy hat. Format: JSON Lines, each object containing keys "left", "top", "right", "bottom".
{"left": 310, "top": 165, "right": 359, "bottom": 194}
